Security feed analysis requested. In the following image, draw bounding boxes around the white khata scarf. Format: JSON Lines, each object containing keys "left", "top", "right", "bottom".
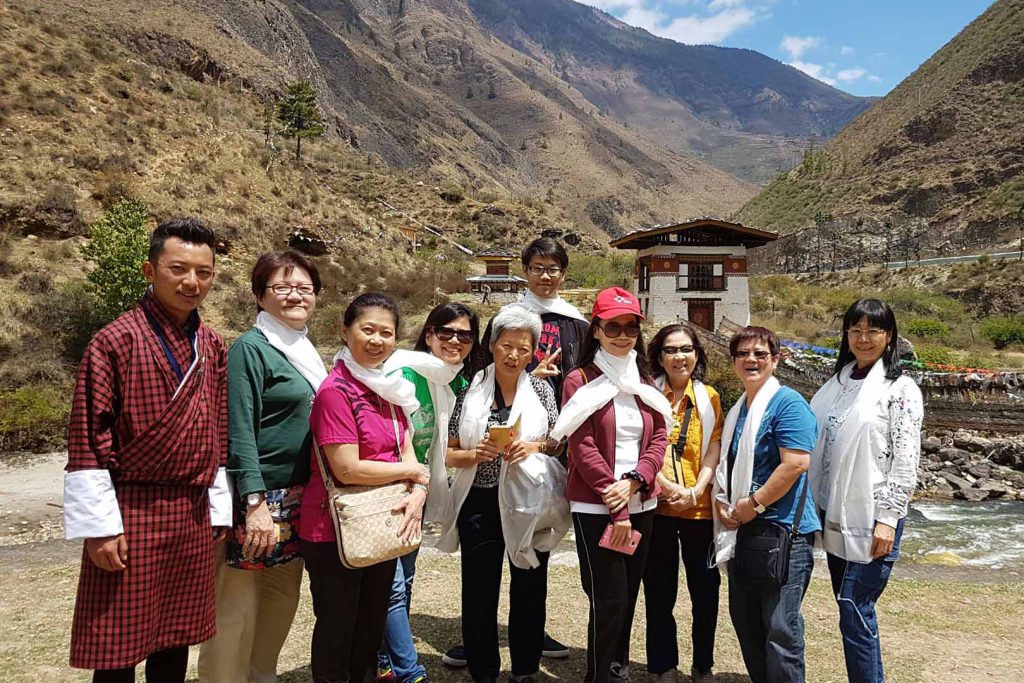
{"left": 551, "top": 348, "right": 673, "bottom": 442}
{"left": 255, "top": 311, "right": 328, "bottom": 390}
{"left": 514, "top": 290, "right": 588, "bottom": 322}
{"left": 383, "top": 349, "right": 463, "bottom": 523}
{"left": 655, "top": 376, "right": 715, "bottom": 458}
{"left": 334, "top": 346, "right": 419, "bottom": 418}
{"left": 437, "top": 363, "right": 550, "bottom": 553}
{"left": 712, "top": 375, "right": 781, "bottom": 567}
{"left": 808, "top": 360, "right": 888, "bottom": 563}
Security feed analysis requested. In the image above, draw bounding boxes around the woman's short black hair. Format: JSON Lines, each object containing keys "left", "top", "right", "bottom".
{"left": 835, "top": 298, "right": 903, "bottom": 380}
{"left": 343, "top": 292, "right": 400, "bottom": 332}
{"left": 415, "top": 302, "right": 484, "bottom": 380}
{"left": 648, "top": 322, "right": 708, "bottom": 382}
{"left": 149, "top": 217, "right": 216, "bottom": 262}
{"left": 576, "top": 316, "right": 653, "bottom": 381}
{"left": 521, "top": 237, "right": 569, "bottom": 270}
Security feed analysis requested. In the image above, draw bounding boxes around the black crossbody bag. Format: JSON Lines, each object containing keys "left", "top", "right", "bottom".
{"left": 727, "top": 443, "right": 808, "bottom": 587}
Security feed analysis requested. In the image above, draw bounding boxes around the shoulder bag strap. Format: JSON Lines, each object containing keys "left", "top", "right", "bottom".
{"left": 671, "top": 403, "right": 694, "bottom": 485}
{"left": 387, "top": 401, "right": 402, "bottom": 459}
{"left": 313, "top": 439, "right": 337, "bottom": 498}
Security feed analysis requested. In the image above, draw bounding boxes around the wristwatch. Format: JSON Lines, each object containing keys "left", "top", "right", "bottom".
{"left": 246, "top": 492, "right": 266, "bottom": 508}
{"left": 749, "top": 494, "right": 767, "bottom": 515}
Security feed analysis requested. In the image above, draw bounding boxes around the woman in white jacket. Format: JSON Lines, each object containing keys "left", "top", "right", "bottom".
{"left": 808, "top": 299, "right": 923, "bottom": 683}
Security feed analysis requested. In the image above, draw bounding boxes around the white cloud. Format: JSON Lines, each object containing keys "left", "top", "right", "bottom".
{"left": 787, "top": 60, "right": 837, "bottom": 86}
{"left": 867, "top": 75, "right": 883, "bottom": 83}
{"left": 840, "top": 45, "right": 855, "bottom": 56}
{"left": 578, "top": 1, "right": 764, "bottom": 45}
{"left": 661, "top": 8, "right": 757, "bottom": 44}
{"left": 780, "top": 35, "right": 822, "bottom": 59}
{"left": 836, "top": 68, "right": 867, "bottom": 82}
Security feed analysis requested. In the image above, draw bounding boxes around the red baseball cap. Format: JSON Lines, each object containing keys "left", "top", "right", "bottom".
{"left": 591, "top": 286, "right": 645, "bottom": 320}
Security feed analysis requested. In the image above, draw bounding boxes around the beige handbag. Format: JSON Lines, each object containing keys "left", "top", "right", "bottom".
{"left": 313, "top": 403, "right": 421, "bottom": 569}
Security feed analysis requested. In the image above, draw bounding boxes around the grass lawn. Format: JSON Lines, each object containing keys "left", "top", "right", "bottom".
{"left": 1, "top": 551, "right": 1022, "bottom": 682}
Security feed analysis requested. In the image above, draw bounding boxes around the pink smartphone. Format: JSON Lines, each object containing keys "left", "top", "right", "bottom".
{"left": 598, "top": 523, "right": 642, "bottom": 555}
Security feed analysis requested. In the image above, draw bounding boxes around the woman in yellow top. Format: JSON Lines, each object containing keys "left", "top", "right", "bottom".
{"left": 642, "top": 321, "right": 724, "bottom": 683}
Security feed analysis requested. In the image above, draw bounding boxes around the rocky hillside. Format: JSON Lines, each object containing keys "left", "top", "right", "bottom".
{"left": 17, "top": 0, "right": 762, "bottom": 239}
{"left": 737, "top": 0, "right": 1024, "bottom": 255}
{"left": 469, "top": 0, "right": 873, "bottom": 184}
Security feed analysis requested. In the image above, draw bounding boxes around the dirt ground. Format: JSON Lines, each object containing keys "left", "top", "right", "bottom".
{"left": 2, "top": 454, "right": 1023, "bottom": 682}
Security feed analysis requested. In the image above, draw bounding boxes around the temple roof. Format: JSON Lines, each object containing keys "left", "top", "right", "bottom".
{"left": 609, "top": 217, "right": 778, "bottom": 250}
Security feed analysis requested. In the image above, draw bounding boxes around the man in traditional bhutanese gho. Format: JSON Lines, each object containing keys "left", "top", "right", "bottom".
{"left": 62, "top": 218, "right": 231, "bottom": 683}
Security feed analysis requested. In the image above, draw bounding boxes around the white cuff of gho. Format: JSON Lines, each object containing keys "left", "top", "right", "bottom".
{"left": 208, "top": 466, "right": 233, "bottom": 526}
{"left": 63, "top": 469, "right": 124, "bottom": 540}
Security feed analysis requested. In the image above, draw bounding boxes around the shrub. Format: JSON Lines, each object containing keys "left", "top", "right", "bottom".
{"left": 905, "top": 317, "right": 951, "bottom": 340}
{"left": 35, "top": 281, "right": 108, "bottom": 361}
{"left": 914, "top": 343, "right": 956, "bottom": 366}
{"left": 566, "top": 252, "right": 633, "bottom": 289}
{"left": 704, "top": 350, "right": 743, "bottom": 410}
{"left": 818, "top": 336, "right": 841, "bottom": 349}
{"left": 80, "top": 199, "right": 150, "bottom": 322}
{"left": 979, "top": 315, "right": 1024, "bottom": 349}
{"left": 0, "top": 384, "right": 70, "bottom": 452}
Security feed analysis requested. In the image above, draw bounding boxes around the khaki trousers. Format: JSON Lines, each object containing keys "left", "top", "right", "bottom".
{"left": 198, "top": 545, "right": 304, "bottom": 683}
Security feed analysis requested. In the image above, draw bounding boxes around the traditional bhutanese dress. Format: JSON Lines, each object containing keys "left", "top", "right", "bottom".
{"left": 63, "top": 293, "right": 230, "bottom": 670}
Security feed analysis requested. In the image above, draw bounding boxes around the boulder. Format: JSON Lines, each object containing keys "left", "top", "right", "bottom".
{"left": 921, "top": 436, "right": 942, "bottom": 453}
{"left": 977, "top": 480, "right": 1009, "bottom": 498}
{"left": 953, "top": 431, "right": 975, "bottom": 449}
{"left": 967, "top": 463, "right": 992, "bottom": 479}
{"left": 940, "top": 472, "right": 972, "bottom": 490}
{"left": 930, "top": 482, "right": 956, "bottom": 500}
{"left": 938, "top": 447, "right": 972, "bottom": 462}
{"left": 955, "top": 487, "right": 989, "bottom": 502}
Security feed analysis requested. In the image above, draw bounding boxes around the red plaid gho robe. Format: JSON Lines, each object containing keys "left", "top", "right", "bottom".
{"left": 64, "top": 295, "right": 229, "bottom": 670}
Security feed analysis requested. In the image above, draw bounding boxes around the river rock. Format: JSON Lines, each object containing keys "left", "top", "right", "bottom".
{"left": 930, "top": 481, "right": 955, "bottom": 499}
{"left": 989, "top": 442, "right": 1024, "bottom": 471}
{"left": 977, "top": 480, "right": 1009, "bottom": 498}
{"left": 956, "top": 487, "right": 989, "bottom": 502}
{"left": 940, "top": 472, "right": 972, "bottom": 490}
{"left": 922, "top": 436, "right": 942, "bottom": 453}
{"left": 967, "top": 463, "right": 992, "bottom": 479}
{"left": 938, "top": 447, "right": 972, "bottom": 463}
{"left": 953, "top": 431, "right": 974, "bottom": 448}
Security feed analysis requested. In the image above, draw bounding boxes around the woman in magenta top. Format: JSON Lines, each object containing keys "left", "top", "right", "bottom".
{"left": 551, "top": 287, "right": 672, "bottom": 683}
{"left": 299, "top": 292, "right": 430, "bottom": 683}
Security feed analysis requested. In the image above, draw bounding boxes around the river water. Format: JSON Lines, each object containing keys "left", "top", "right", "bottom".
{"left": 902, "top": 499, "right": 1024, "bottom": 570}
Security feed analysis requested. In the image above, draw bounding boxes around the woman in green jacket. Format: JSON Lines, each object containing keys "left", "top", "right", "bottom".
{"left": 376, "top": 302, "right": 483, "bottom": 683}
{"left": 198, "top": 250, "right": 327, "bottom": 683}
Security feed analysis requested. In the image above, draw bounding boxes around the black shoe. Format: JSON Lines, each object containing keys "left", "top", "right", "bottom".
{"left": 442, "top": 644, "right": 468, "bottom": 667}
{"left": 542, "top": 632, "right": 570, "bottom": 659}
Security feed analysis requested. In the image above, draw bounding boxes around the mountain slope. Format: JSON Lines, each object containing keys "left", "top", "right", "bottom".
{"left": 736, "top": 0, "right": 1024, "bottom": 255}
{"left": 467, "top": 0, "right": 874, "bottom": 183}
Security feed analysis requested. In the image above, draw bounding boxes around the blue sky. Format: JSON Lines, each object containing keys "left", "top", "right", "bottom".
{"left": 577, "top": 0, "right": 995, "bottom": 96}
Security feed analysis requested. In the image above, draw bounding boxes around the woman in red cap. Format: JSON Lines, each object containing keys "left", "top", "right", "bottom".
{"left": 551, "top": 287, "right": 673, "bottom": 683}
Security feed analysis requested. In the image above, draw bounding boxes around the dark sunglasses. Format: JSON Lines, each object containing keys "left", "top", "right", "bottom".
{"left": 662, "top": 345, "right": 695, "bottom": 356}
{"left": 732, "top": 350, "right": 771, "bottom": 360}
{"left": 599, "top": 322, "right": 641, "bottom": 339}
{"left": 431, "top": 326, "right": 474, "bottom": 344}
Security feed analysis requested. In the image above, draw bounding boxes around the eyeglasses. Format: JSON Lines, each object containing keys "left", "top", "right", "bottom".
{"left": 599, "top": 322, "right": 641, "bottom": 338}
{"left": 846, "top": 328, "right": 886, "bottom": 341}
{"left": 732, "top": 350, "right": 772, "bottom": 360}
{"left": 431, "top": 326, "right": 474, "bottom": 344}
{"left": 526, "top": 265, "right": 564, "bottom": 277}
{"left": 267, "top": 283, "right": 316, "bottom": 296}
{"left": 662, "top": 345, "right": 695, "bottom": 356}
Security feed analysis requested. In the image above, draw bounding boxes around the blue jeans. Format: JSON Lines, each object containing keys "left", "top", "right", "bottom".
{"left": 826, "top": 518, "right": 904, "bottom": 683}
{"left": 728, "top": 533, "right": 814, "bottom": 683}
{"left": 378, "top": 549, "right": 426, "bottom": 682}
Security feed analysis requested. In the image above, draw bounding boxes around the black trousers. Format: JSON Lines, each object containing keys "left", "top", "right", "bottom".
{"left": 301, "top": 539, "right": 397, "bottom": 683}
{"left": 458, "top": 486, "right": 548, "bottom": 681}
{"left": 573, "top": 509, "right": 655, "bottom": 683}
{"left": 91, "top": 647, "right": 188, "bottom": 683}
{"left": 642, "top": 515, "right": 720, "bottom": 675}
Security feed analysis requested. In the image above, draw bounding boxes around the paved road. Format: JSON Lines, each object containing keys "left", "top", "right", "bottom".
{"left": 885, "top": 250, "right": 1023, "bottom": 269}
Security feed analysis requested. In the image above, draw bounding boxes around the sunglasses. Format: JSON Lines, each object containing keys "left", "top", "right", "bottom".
{"left": 662, "top": 345, "right": 695, "bottom": 356}
{"left": 599, "top": 322, "right": 641, "bottom": 338}
{"left": 431, "top": 326, "right": 474, "bottom": 344}
{"left": 732, "top": 350, "right": 772, "bottom": 360}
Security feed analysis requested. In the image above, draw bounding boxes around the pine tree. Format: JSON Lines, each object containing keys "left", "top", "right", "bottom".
{"left": 277, "top": 81, "right": 325, "bottom": 161}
